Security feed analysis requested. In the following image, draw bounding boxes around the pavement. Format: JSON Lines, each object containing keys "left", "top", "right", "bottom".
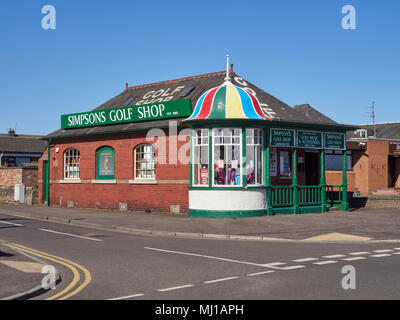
{"left": 0, "top": 203, "right": 400, "bottom": 242}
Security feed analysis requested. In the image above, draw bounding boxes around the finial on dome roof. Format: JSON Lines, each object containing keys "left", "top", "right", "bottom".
{"left": 225, "top": 54, "right": 230, "bottom": 81}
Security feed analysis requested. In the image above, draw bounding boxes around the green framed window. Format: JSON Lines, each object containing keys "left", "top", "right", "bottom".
{"left": 246, "top": 129, "right": 263, "bottom": 185}
{"left": 96, "top": 146, "right": 115, "bottom": 180}
{"left": 192, "top": 129, "right": 209, "bottom": 186}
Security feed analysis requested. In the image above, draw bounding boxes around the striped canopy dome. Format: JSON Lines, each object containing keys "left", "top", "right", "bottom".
{"left": 186, "top": 81, "right": 270, "bottom": 121}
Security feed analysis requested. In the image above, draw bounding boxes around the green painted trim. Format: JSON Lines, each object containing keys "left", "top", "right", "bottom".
{"left": 44, "top": 144, "right": 50, "bottom": 206}
{"left": 189, "top": 132, "right": 193, "bottom": 187}
{"left": 320, "top": 149, "right": 327, "bottom": 212}
{"left": 292, "top": 149, "right": 299, "bottom": 214}
{"left": 208, "top": 128, "right": 212, "bottom": 188}
{"left": 96, "top": 146, "right": 115, "bottom": 180}
{"left": 342, "top": 151, "right": 349, "bottom": 211}
{"left": 242, "top": 128, "right": 246, "bottom": 188}
{"left": 189, "top": 208, "right": 266, "bottom": 218}
{"left": 188, "top": 186, "right": 266, "bottom": 191}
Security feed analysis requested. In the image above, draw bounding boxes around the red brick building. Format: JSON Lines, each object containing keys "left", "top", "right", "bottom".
{"left": 39, "top": 69, "right": 356, "bottom": 216}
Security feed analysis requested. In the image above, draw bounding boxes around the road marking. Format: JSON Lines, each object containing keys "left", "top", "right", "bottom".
{"left": 322, "top": 254, "right": 345, "bottom": 259}
{"left": 342, "top": 257, "right": 366, "bottom": 261}
{"left": 292, "top": 258, "right": 318, "bottom": 262}
{"left": 313, "top": 260, "right": 338, "bottom": 265}
{"left": 108, "top": 293, "right": 144, "bottom": 300}
{"left": 39, "top": 228, "right": 103, "bottom": 242}
{"left": 373, "top": 249, "right": 393, "bottom": 253}
{"left": 280, "top": 265, "right": 306, "bottom": 270}
{"left": 157, "top": 284, "right": 195, "bottom": 292}
{"left": 393, "top": 248, "right": 400, "bottom": 250}
{"left": 349, "top": 252, "right": 370, "bottom": 255}
{"left": 3, "top": 241, "right": 91, "bottom": 300}
{"left": 393, "top": 252, "right": 400, "bottom": 255}
{"left": 261, "top": 262, "right": 286, "bottom": 267}
{"left": 0, "top": 220, "right": 22, "bottom": 227}
{"left": 204, "top": 277, "right": 239, "bottom": 284}
{"left": 369, "top": 254, "right": 391, "bottom": 258}
{"left": 144, "top": 247, "right": 268, "bottom": 268}
{"left": 247, "top": 270, "right": 275, "bottom": 277}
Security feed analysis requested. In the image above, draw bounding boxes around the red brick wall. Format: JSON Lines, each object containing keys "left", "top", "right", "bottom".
{"left": 0, "top": 168, "right": 22, "bottom": 186}
{"left": 39, "top": 131, "right": 190, "bottom": 214}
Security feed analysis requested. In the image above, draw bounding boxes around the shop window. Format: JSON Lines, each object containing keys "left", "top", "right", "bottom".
{"left": 279, "top": 150, "right": 292, "bottom": 178}
{"left": 134, "top": 144, "right": 155, "bottom": 180}
{"left": 64, "top": 148, "right": 80, "bottom": 179}
{"left": 246, "top": 129, "right": 263, "bottom": 185}
{"left": 212, "top": 128, "right": 242, "bottom": 186}
{"left": 325, "top": 150, "right": 352, "bottom": 171}
{"left": 270, "top": 148, "right": 277, "bottom": 177}
{"left": 96, "top": 146, "right": 115, "bottom": 180}
{"left": 192, "top": 129, "right": 209, "bottom": 186}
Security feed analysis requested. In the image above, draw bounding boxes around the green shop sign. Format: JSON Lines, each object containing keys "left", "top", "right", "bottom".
{"left": 297, "top": 130, "right": 323, "bottom": 148}
{"left": 324, "top": 132, "right": 345, "bottom": 150}
{"left": 270, "top": 129, "right": 295, "bottom": 147}
{"left": 61, "top": 98, "right": 192, "bottom": 129}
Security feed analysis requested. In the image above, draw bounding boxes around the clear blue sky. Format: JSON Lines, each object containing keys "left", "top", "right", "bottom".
{"left": 0, "top": 0, "right": 399, "bottom": 135}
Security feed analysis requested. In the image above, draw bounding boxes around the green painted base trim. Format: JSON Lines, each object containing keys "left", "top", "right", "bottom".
{"left": 189, "top": 208, "right": 266, "bottom": 218}
{"left": 189, "top": 186, "right": 266, "bottom": 191}
{"left": 272, "top": 205, "right": 325, "bottom": 215}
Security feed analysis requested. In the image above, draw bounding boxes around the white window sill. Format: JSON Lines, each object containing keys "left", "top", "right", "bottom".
{"left": 60, "top": 179, "right": 82, "bottom": 184}
{"left": 91, "top": 179, "right": 117, "bottom": 184}
{"left": 129, "top": 179, "right": 158, "bottom": 185}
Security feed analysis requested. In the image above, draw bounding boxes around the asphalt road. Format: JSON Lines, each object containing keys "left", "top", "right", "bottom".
{"left": 1, "top": 212, "right": 400, "bottom": 300}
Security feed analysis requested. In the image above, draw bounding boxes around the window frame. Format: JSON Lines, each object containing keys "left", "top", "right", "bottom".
{"left": 211, "top": 128, "right": 242, "bottom": 187}
{"left": 63, "top": 148, "right": 80, "bottom": 180}
{"left": 245, "top": 128, "right": 263, "bottom": 186}
{"left": 192, "top": 129, "right": 210, "bottom": 187}
{"left": 134, "top": 143, "right": 156, "bottom": 180}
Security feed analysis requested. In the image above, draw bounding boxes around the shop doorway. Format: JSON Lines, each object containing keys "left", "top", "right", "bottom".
{"left": 305, "top": 151, "right": 320, "bottom": 185}
{"left": 388, "top": 156, "right": 399, "bottom": 188}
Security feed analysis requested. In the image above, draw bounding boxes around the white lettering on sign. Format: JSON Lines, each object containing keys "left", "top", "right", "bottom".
{"left": 136, "top": 86, "right": 185, "bottom": 105}
{"left": 233, "top": 77, "right": 276, "bottom": 118}
{"left": 137, "top": 104, "right": 165, "bottom": 119}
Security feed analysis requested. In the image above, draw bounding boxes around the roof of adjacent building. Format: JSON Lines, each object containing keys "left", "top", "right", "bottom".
{"left": 0, "top": 133, "right": 48, "bottom": 154}
{"left": 46, "top": 70, "right": 355, "bottom": 140}
{"left": 347, "top": 122, "right": 400, "bottom": 140}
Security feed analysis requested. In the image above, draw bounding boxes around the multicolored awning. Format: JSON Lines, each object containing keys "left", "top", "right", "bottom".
{"left": 186, "top": 80, "right": 270, "bottom": 121}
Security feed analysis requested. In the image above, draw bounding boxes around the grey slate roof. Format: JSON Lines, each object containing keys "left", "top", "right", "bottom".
{"left": 347, "top": 122, "right": 400, "bottom": 140}
{"left": 0, "top": 134, "right": 48, "bottom": 153}
{"left": 46, "top": 70, "right": 352, "bottom": 140}
{"left": 293, "top": 104, "right": 337, "bottom": 124}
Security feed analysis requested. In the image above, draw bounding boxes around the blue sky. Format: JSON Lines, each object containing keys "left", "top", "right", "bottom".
{"left": 0, "top": 0, "right": 399, "bottom": 135}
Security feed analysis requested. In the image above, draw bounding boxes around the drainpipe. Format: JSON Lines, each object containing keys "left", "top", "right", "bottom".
{"left": 46, "top": 139, "right": 51, "bottom": 206}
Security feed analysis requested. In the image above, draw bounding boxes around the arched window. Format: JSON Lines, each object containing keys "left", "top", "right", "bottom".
{"left": 64, "top": 148, "right": 80, "bottom": 179}
{"left": 96, "top": 146, "right": 115, "bottom": 180}
{"left": 134, "top": 144, "right": 155, "bottom": 179}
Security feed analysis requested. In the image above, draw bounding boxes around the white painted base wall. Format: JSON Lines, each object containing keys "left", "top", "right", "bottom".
{"left": 189, "top": 189, "right": 266, "bottom": 211}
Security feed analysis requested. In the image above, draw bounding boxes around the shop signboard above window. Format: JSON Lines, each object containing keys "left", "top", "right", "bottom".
{"left": 297, "top": 130, "right": 323, "bottom": 149}
{"left": 324, "top": 132, "right": 345, "bottom": 150}
{"left": 270, "top": 129, "right": 295, "bottom": 147}
{"left": 61, "top": 99, "right": 192, "bottom": 129}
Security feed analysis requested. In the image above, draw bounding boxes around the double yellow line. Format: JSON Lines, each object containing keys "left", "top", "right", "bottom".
{"left": 1, "top": 241, "right": 91, "bottom": 300}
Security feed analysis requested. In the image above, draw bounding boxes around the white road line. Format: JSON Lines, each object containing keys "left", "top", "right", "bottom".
{"left": 157, "top": 284, "right": 195, "bottom": 292}
{"left": 39, "top": 228, "right": 103, "bottom": 242}
{"left": 313, "top": 260, "right": 338, "bottom": 265}
{"left": 393, "top": 248, "right": 400, "bottom": 250}
{"left": 0, "top": 220, "right": 22, "bottom": 227}
{"left": 369, "top": 254, "right": 391, "bottom": 258}
{"left": 247, "top": 271, "right": 275, "bottom": 277}
{"left": 342, "top": 257, "right": 366, "bottom": 261}
{"left": 280, "top": 265, "right": 306, "bottom": 270}
{"left": 108, "top": 293, "right": 144, "bottom": 300}
{"left": 349, "top": 252, "right": 370, "bottom": 255}
{"left": 322, "top": 254, "right": 345, "bottom": 259}
{"left": 261, "top": 262, "right": 286, "bottom": 267}
{"left": 393, "top": 252, "right": 400, "bottom": 255}
{"left": 144, "top": 247, "right": 267, "bottom": 268}
{"left": 292, "top": 258, "right": 318, "bottom": 262}
{"left": 204, "top": 277, "right": 239, "bottom": 284}
{"left": 373, "top": 249, "right": 393, "bottom": 253}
